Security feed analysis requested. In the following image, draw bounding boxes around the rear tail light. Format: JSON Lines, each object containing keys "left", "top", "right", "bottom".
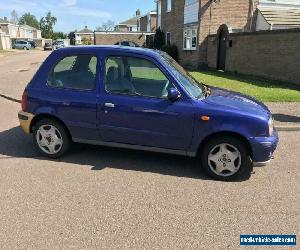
{"left": 21, "top": 90, "right": 28, "bottom": 112}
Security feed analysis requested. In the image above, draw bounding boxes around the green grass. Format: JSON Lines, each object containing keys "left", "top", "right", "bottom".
{"left": 132, "top": 68, "right": 166, "bottom": 81}
{"left": 189, "top": 70, "right": 300, "bottom": 102}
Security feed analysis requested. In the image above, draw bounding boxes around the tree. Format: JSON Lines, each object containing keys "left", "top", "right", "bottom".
{"left": 40, "top": 11, "right": 57, "bottom": 39}
{"left": 19, "top": 12, "right": 39, "bottom": 29}
{"left": 154, "top": 27, "right": 165, "bottom": 50}
{"left": 10, "top": 10, "right": 18, "bottom": 24}
{"left": 96, "top": 20, "right": 115, "bottom": 32}
{"left": 52, "top": 32, "right": 67, "bottom": 40}
{"left": 68, "top": 31, "right": 76, "bottom": 45}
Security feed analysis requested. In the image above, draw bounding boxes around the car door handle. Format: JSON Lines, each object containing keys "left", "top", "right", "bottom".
{"left": 104, "top": 103, "right": 115, "bottom": 108}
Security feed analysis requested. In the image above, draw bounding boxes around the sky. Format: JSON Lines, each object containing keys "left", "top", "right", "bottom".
{"left": 0, "top": 0, "right": 156, "bottom": 32}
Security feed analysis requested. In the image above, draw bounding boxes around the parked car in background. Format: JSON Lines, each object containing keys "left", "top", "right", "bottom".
{"left": 114, "top": 41, "right": 139, "bottom": 47}
{"left": 12, "top": 40, "right": 31, "bottom": 50}
{"left": 44, "top": 42, "right": 53, "bottom": 51}
{"left": 29, "top": 41, "right": 36, "bottom": 49}
{"left": 53, "top": 40, "right": 65, "bottom": 50}
{"left": 18, "top": 46, "right": 278, "bottom": 181}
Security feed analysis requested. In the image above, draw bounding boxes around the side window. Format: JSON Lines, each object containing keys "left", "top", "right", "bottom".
{"left": 47, "top": 54, "right": 97, "bottom": 90}
{"left": 105, "top": 56, "right": 172, "bottom": 98}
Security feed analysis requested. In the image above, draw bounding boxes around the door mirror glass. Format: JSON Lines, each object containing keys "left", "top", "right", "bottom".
{"left": 168, "top": 88, "right": 181, "bottom": 102}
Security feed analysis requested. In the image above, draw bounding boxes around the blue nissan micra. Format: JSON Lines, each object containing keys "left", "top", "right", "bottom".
{"left": 18, "top": 46, "right": 278, "bottom": 181}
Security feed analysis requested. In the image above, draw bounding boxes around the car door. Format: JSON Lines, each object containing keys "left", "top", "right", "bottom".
{"left": 40, "top": 52, "right": 100, "bottom": 141}
{"left": 98, "top": 54, "right": 195, "bottom": 151}
{"left": 15, "top": 41, "right": 21, "bottom": 49}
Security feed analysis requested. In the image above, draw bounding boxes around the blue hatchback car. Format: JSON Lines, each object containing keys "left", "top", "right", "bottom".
{"left": 18, "top": 46, "right": 278, "bottom": 181}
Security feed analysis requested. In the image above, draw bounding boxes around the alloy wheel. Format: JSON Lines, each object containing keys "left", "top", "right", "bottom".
{"left": 36, "top": 124, "right": 63, "bottom": 155}
{"left": 207, "top": 143, "right": 242, "bottom": 177}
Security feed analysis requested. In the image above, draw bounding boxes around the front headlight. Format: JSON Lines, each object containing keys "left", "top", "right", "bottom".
{"left": 268, "top": 117, "right": 274, "bottom": 136}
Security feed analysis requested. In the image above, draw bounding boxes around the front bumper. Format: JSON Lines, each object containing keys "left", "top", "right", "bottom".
{"left": 249, "top": 130, "right": 279, "bottom": 166}
{"left": 18, "top": 111, "right": 34, "bottom": 134}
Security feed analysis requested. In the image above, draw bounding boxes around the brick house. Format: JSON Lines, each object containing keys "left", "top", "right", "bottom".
{"left": 156, "top": 0, "right": 300, "bottom": 69}
{"left": 156, "top": 0, "right": 262, "bottom": 69}
{"left": 115, "top": 17, "right": 138, "bottom": 32}
{"left": 75, "top": 26, "right": 94, "bottom": 45}
{"left": 0, "top": 17, "right": 42, "bottom": 39}
{"left": 137, "top": 10, "right": 158, "bottom": 32}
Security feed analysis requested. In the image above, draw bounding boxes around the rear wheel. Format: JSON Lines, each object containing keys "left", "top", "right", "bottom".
{"left": 200, "top": 136, "right": 252, "bottom": 181}
{"left": 33, "top": 119, "right": 71, "bottom": 158}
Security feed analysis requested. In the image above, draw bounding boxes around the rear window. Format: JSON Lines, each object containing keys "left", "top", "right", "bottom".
{"left": 47, "top": 54, "right": 97, "bottom": 90}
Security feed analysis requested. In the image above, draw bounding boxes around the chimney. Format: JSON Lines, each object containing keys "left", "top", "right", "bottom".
{"left": 136, "top": 9, "right": 141, "bottom": 17}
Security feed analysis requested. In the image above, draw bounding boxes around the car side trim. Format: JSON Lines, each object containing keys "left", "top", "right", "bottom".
{"left": 73, "top": 138, "right": 196, "bottom": 157}
{"left": 18, "top": 111, "right": 34, "bottom": 134}
{"left": 253, "top": 160, "right": 271, "bottom": 167}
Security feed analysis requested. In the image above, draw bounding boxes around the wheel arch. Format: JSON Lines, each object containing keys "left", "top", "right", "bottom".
{"left": 197, "top": 131, "right": 253, "bottom": 158}
{"left": 30, "top": 113, "right": 72, "bottom": 138}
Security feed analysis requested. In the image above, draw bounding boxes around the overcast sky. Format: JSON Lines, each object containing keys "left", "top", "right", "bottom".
{"left": 0, "top": 0, "right": 156, "bottom": 32}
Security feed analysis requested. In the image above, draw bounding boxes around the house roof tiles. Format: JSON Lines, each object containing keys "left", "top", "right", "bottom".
{"left": 259, "top": 7, "right": 300, "bottom": 27}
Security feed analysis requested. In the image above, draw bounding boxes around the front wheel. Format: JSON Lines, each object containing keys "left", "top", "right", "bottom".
{"left": 200, "top": 136, "right": 252, "bottom": 181}
{"left": 33, "top": 119, "right": 71, "bottom": 158}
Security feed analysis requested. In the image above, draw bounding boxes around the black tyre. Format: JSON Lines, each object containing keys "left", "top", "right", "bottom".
{"left": 200, "top": 136, "right": 252, "bottom": 181}
{"left": 33, "top": 119, "right": 71, "bottom": 158}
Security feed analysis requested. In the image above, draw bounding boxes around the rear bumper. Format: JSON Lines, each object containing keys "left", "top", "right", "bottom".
{"left": 250, "top": 130, "right": 279, "bottom": 166}
{"left": 18, "top": 111, "right": 34, "bottom": 134}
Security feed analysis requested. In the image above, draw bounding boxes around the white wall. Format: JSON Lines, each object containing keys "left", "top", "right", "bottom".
{"left": 0, "top": 33, "right": 11, "bottom": 50}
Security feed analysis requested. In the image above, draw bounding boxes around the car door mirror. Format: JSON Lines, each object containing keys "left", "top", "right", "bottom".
{"left": 168, "top": 88, "right": 181, "bottom": 102}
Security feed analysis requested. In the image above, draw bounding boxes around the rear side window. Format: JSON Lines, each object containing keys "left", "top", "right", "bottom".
{"left": 47, "top": 54, "right": 97, "bottom": 90}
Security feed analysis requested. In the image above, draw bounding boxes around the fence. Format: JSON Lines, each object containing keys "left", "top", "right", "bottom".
{"left": 207, "top": 28, "right": 300, "bottom": 84}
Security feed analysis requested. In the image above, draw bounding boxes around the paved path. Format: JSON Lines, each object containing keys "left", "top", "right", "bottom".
{"left": 0, "top": 98, "right": 299, "bottom": 249}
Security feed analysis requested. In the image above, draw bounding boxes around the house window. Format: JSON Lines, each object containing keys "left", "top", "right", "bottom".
{"left": 183, "top": 28, "right": 197, "bottom": 50}
{"left": 166, "top": 32, "right": 171, "bottom": 45}
{"left": 185, "top": 0, "right": 198, "bottom": 6}
{"left": 167, "top": 0, "right": 172, "bottom": 12}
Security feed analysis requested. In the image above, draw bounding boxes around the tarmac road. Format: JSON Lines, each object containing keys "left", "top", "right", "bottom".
{"left": 0, "top": 50, "right": 299, "bottom": 249}
{"left": 0, "top": 97, "right": 299, "bottom": 249}
{"left": 0, "top": 50, "right": 50, "bottom": 99}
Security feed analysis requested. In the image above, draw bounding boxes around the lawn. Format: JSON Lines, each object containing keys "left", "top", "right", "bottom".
{"left": 189, "top": 70, "right": 300, "bottom": 102}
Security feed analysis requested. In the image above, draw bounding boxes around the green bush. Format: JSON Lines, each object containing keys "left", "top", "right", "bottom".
{"left": 82, "top": 37, "right": 92, "bottom": 45}
{"left": 162, "top": 44, "right": 179, "bottom": 62}
{"left": 153, "top": 28, "right": 165, "bottom": 50}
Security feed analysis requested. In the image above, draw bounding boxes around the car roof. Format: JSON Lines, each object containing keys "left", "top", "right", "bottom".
{"left": 55, "top": 45, "right": 161, "bottom": 58}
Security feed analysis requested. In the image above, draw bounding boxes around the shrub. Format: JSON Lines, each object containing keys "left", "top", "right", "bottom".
{"left": 153, "top": 28, "right": 165, "bottom": 50}
{"left": 162, "top": 44, "right": 179, "bottom": 62}
{"left": 82, "top": 37, "right": 92, "bottom": 45}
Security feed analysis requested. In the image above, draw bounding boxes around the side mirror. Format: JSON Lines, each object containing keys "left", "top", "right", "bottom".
{"left": 168, "top": 88, "right": 181, "bottom": 102}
